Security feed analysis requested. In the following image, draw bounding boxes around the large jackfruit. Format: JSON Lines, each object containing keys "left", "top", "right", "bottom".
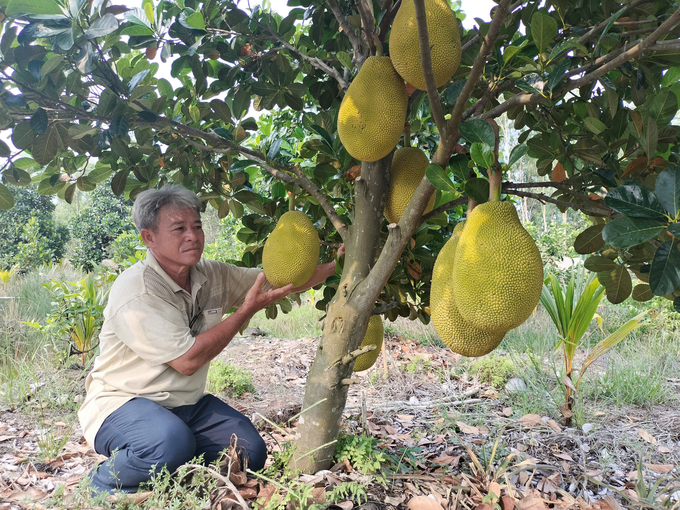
{"left": 384, "top": 146, "right": 436, "bottom": 224}
{"left": 452, "top": 201, "right": 543, "bottom": 333}
{"left": 431, "top": 222, "right": 506, "bottom": 357}
{"left": 353, "top": 315, "right": 384, "bottom": 372}
{"left": 262, "top": 211, "right": 320, "bottom": 287}
{"left": 389, "top": 0, "right": 461, "bottom": 91}
{"left": 337, "top": 56, "right": 408, "bottom": 162}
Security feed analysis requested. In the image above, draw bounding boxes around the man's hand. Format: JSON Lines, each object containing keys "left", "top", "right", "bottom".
{"left": 242, "top": 272, "right": 294, "bottom": 316}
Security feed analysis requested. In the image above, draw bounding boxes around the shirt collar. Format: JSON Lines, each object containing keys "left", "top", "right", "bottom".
{"left": 144, "top": 250, "right": 208, "bottom": 296}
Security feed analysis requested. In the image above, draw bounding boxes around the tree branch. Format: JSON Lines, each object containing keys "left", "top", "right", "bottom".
{"left": 577, "top": 0, "right": 656, "bottom": 46}
{"left": 420, "top": 196, "right": 467, "bottom": 222}
{"left": 261, "top": 25, "right": 348, "bottom": 89}
{"left": 442, "top": 0, "right": 511, "bottom": 163}
{"left": 413, "top": 0, "right": 446, "bottom": 134}
{"left": 504, "top": 189, "right": 613, "bottom": 217}
{"left": 355, "top": 0, "right": 376, "bottom": 55}
{"left": 328, "top": 0, "right": 364, "bottom": 59}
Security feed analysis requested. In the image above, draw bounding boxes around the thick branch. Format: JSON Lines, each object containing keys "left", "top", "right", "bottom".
{"left": 356, "top": 0, "right": 376, "bottom": 54}
{"left": 421, "top": 196, "right": 467, "bottom": 222}
{"left": 442, "top": 0, "right": 511, "bottom": 162}
{"left": 413, "top": 0, "right": 446, "bottom": 134}
{"left": 328, "top": 0, "right": 363, "bottom": 58}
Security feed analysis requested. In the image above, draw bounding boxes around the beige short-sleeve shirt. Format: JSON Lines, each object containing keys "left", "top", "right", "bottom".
{"left": 78, "top": 251, "right": 264, "bottom": 448}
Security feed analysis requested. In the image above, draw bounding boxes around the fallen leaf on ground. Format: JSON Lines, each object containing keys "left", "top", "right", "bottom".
{"left": 553, "top": 452, "right": 574, "bottom": 462}
{"left": 518, "top": 414, "right": 542, "bottom": 427}
{"left": 600, "top": 495, "right": 623, "bottom": 510}
{"left": 456, "top": 421, "right": 479, "bottom": 434}
{"left": 407, "top": 495, "right": 443, "bottom": 510}
{"left": 645, "top": 463, "right": 674, "bottom": 473}
{"left": 502, "top": 407, "right": 513, "bottom": 417}
{"left": 638, "top": 428, "right": 657, "bottom": 444}
{"left": 658, "top": 446, "right": 672, "bottom": 454}
{"left": 516, "top": 496, "right": 548, "bottom": 509}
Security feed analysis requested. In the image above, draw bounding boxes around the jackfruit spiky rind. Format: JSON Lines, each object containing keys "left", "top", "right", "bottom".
{"left": 452, "top": 202, "right": 544, "bottom": 333}
{"left": 431, "top": 222, "right": 506, "bottom": 357}
{"left": 262, "top": 211, "right": 320, "bottom": 288}
{"left": 337, "top": 56, "right": 408, "bottom": 162}
{"left": 353, "top": 315, "right": 384, "bottom": 372}
{"left": 384, "top": 146, "right": 436, "bottom": 224}
{"left": 389, "top": 0, "right": 462, "bottom": 91}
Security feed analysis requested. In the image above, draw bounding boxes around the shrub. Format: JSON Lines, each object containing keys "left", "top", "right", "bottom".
{"left": 469, "top": 356, "right": 514, "bottom": 388}
{"left": 206, "top": 359, "right": 255, "bottom": 397}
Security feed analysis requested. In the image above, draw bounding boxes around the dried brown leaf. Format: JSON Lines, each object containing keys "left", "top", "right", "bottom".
{"left": 407, "top": 495, "right": 443, "bottom": 510}
{"left": 518, "top": 414, "right": 542, "bottom": 427}
{"left": 638, "top": 428, "right": 657, "bottom": 445}
{"left": 645, "top": 463, "right": 674, "bottom": 473}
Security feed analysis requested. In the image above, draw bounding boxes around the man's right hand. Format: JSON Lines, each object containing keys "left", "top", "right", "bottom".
{"left": 241, "top": 272, "right": 294, "bottom": 316}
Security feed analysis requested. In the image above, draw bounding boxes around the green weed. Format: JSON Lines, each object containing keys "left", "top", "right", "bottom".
{"left": 469, "top": 355, "right": 514, "bottom": 388}
{"left": 334, "top": 432, "right": 386, "bottom": 475}
{"left": 250, "top": 300, "right": 323, "bottom": 338}
{"left": 207, "top": 359, "right": 255, "bottom": 397}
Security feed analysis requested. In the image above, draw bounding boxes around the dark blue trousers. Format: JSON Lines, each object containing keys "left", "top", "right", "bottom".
{"left": 88, "top": 394, "right": 267, "bottom": 494}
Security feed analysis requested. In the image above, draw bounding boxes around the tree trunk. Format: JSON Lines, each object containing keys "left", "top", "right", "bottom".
{"left": 292, "top": 156, "right": 391, "bottom": 473}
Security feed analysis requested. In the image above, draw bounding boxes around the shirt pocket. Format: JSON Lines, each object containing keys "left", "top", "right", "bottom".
{"left": 202, "top": 307, "right": 223, "bottom": 331}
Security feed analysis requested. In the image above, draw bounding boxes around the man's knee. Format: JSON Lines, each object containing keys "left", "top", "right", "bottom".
{"left": 140, "top": 419, "right": 196, "bottom": 470}
{"left": 239, "top": 432, "right": 267, "bottom": 471}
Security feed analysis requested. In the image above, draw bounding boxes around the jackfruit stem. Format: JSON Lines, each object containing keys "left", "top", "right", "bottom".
{"left": 403, "top": 122, "right": 411, "bottom": 147}
{"left": 289, "top": 186, "right": 297, "bottom": 211}
{"left": 373, "top": 35, "right": 383, "bottom": 57}
{"left": 488, "top": 169, "right": 502, "bottom": 202}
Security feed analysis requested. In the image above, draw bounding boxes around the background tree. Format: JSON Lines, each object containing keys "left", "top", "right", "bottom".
{"left": 0, "top": 0, "right": 679, "bottom": 472}
{"left": 0, "top": 185, "right": 69, "bottom": 271}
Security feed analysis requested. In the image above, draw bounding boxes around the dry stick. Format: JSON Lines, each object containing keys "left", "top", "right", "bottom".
{"left": 343, "top": 386, "right": 482, "bottom": 413}
{"left": 507, "top": 189, "right": 612, "bottom": 217}
{"left": 183, "top": 463, "right": 249, "bottom": 509}
{"left": 413, "top": 0, "right": 447, "bottom": 134}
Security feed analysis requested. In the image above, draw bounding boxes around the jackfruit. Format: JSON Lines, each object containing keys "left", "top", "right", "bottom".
{"left": 452, "top": 201, "right": 543, "bottom": 333}
{"left": 353, "top": 315, "right": 384, "bottom": 372}
{"left": 384, "top": 146, "right": 436, "bottom": 224}
{"left": 389, "top": 0, "right": 461, "bottom": 90}
{"left": 262, "top": 211, "right": 320, "bottom": 287}
{"left": 431, "top": 222, "right": 506, "bottom": 357}
{"left": 337, "top": 56, "right": 408, "bottom": 162}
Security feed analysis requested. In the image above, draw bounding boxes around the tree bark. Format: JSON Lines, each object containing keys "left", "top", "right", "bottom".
{"left": 291, "top": 155, "right": 391, "bottom": 472}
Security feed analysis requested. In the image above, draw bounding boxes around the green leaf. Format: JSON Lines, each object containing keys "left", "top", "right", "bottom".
{"left": 41, "top": 54, "right": 64, "bottom": 76}
{"left": 669, "top": 223, "right": 680, "bottom": 237}
{"left": 507, "top": 144, "right": 527, "bottom": 168}
{"left": 121, "top": 25, "right": 155, "bottom": 36}
{"left": 0, "top": 140, "right": 10, "bottom": 158}
{"left": 674, "top": 296, "right": 680, "bottom": 313}
{"left": 426, "top": 163, "right": 458, "bottom": 194}
{"left": 649, "top": 240, "right": 680, "bottom": 296}
{"left": 584, "top": 117, "right": 608, "bottom": 135}
{"left": 655, "top": 166, "right": 680, "bottom": 217}
{"left": 210, "top": 99, "right": 231, "bottom": 122}
{"left": 0, "top": 183, "right": 15, "bottom": 210}
{"left": 336, "top": 51, "right": 352, "bottom": 69}
{"left": 111, "top": 170, "right": 128, "bottom": 196}
{"left": 584, "top": 256, "right": 617, "bottom": 272}
{"left": 470, "top": 143, "right": 494, "bottom": 169}
{"left": 464, "top": 178, "right": 489, "bottom": 204}
{"left": 32, "top": 123, "right": 68, "bottom": 165}
{"left": 604, "top": 185, "right": 666, "bottom": 218}
{"left": 85, "top": 13, "right": 118, "bottom": 39}
{"left": 632, "top": 284, "right": 653, "bottom": 302}
{"left": 531, "top": 12, "right": 558, "bottom": 52}
{"left": 602, "top": 217, "right": 665, "bottom": 249}
{"left": 189, "top": 104, "right": 200, "bottom": 125}
{"left": 30, "top": 108, "right": 48, "bottom": 135}
{"left": 232, "top": 89, "right": 251, "bottom": 120}
{"left": 459, "top": 119, "right": 495, "bottom": 147}
{"left": 648, "top": 89, "right": 678, "bottom": 127}
{"left": 6, "top": 0, "right": 63, "bottom": 15}
{"left": 574, "top": 224, "right": 605, "bottom": 254}
{"left": 503, "top": 45, "right": 521, "bottom": 63}
{"left": 12, "top": 122, "right": 35, "bottom": 150}
{"left": 185, "top": 11, "right": 205, "bottom": 30}
{"left": 602, "top": 265, "right": 632, "bottom": 304}
{"left": 641, "top": 119, "right": 658, "bottom": 158}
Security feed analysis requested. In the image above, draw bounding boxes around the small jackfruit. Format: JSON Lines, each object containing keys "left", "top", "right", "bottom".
{"left": 384, "top": 146, "right": 436, "bottom": 224}
{"left": 262, "top": 211, "right": 320, "bottom": 287}
{"left": 353, "top": 315, "right": 384, "bottom": 372}
{"left": 337, "top": 56, "right": 408, "bottom": 162}
{"left": 389, "top": 0, "right": 462, "bottom": 90}
{"left": 452, "top": 201, "right": 543, "bottom": 333}
{"left": 431, "top": 222, "right": 506, "bottom": 357}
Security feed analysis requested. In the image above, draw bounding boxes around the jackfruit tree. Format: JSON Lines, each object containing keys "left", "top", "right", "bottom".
{"left": 1, "top": 0, "right": 680, "bottom": 472}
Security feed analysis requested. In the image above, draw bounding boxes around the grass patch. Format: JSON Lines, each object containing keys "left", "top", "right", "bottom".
{"left": 249, "top": 299, "right": 324, "bottom": 338}
{"left": 469, "top": 355, "right": 514, "bottom": 388}
{"left": 207, "top": 359, "right": 255, "bottom": 397}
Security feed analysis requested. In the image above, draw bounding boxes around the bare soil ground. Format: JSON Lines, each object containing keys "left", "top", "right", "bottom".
{"left": 1, "top": 331, "right": 679, "bottom": 510}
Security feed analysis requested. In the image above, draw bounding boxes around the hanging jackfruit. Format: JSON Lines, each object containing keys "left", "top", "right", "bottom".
{"left": 262, "top": 211, "right": 320, "bottom": 287}
{"left": 337, "top": 56, "right": 408, "bottom": 162}
{"left": 431, "top": 222, "right": 506, "bottom": 357}
{"left": 389, "top": 0, "right": 462, "bottom": 90}
{"left": 384, "top": 146, "right": 436, "bottom": 224}
{"left": 452, "top": 201, "right": 543, "bottom": 333}
{"left": 353, "top": 315, "right": 384, "bottom": 372}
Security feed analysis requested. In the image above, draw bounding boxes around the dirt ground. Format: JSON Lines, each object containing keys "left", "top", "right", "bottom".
{"left": 1, "top": 330, "right": 679, "bottom": 509}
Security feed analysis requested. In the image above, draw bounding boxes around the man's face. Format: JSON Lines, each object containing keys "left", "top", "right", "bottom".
{"left": 142, "top": 206, "right": 204, "bottom": 271}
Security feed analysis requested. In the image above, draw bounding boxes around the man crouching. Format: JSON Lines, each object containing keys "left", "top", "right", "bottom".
{"left": 78, "top": 184, "right": 340, "bottom": 494}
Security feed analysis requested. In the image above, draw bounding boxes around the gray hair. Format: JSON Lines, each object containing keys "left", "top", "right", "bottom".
{"left": 132, "top": 184, "right": 202, "bottom": 232}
